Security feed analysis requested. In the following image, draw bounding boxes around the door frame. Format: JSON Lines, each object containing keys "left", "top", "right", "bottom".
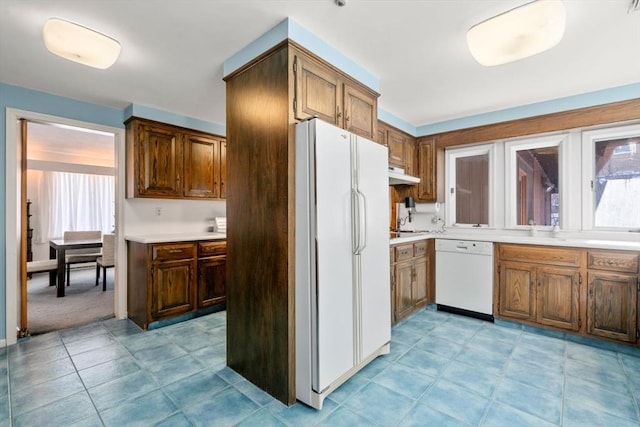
{"left": 5, "top": 108, "right": 127, "bottom": 345}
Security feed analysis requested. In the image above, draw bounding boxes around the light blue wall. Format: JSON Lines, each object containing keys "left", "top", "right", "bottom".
{"left": 0, "top": 83, "right": 225, "bottom": 341}
{"left": 378, "top": 108, "right": 417, "bottom": 136}
{"left": 417, "top": 83, "right": 640, "bottom": 136}
{"left": 125, "top": 104, "right": 226, "bottom": 136}
{"left": 224, "top": 18, "right": 639, "bottom": 139}
{"left": 223, "top": 18, "right": 379, "bottom": 93}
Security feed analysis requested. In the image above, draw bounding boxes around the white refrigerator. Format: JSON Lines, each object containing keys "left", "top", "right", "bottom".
{"left": 295, "top": 118, "right": 391, "bottom": 410}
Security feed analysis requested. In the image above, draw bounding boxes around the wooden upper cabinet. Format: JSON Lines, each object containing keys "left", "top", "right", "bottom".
{"left": 131, "top": 121, "right": 183, "bottom": 198}
{"left": 183, "top": 133, "right": 220, "bottom": 198}
{"left": 375, "top": 122, "right": 388, "bottom": 146}
{"left": 126, "top": 117, "right": 226, "bottom": 200}
{"left": 343, "top": 83, "right": 377, "bottom": 140}
{"left": 294, "top": 54, "right": 340, "bottom": 125}
{"left": 293, "top": 50, "right": 378, "bottom": 139}
{"left": 387, "top": 128, "right": 408, "bottom": 169}
{"left": 220, "top": 139, "right": 227, "bottom": 199}
{"left": 417, "top": 138, "right": 436, "bottom": 201}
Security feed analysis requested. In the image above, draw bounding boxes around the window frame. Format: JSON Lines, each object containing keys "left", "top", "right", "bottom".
{"left": 445, "top": 143, "right": 495, "bottom": 228}
{"left": 504, "top": 134, "right": 567, "bottom": 230}
{"left": 581, "top": 123, "right": 640, "bottom": 231}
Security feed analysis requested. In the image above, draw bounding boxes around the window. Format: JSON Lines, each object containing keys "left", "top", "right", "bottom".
{"left": 505, "top": 135, "right": 565, "bottom": 228}
{"left": 445, "top": 144, "right": 493, "bottom": 226}
{"left": 36, "top": 171, "right": 115, "bottom": 242}
{"left": 582, "top": 124, "right": 640, "bottom": 230}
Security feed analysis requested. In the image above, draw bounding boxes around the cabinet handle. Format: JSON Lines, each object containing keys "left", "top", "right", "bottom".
{"left": 168, "top": 249, "right": 183, "bottom": 254}
{"left": 177, "top": 174, "right": 180, "bottom": 185}
{"left": 345, "top": 115, "right": 350, "bottom": 123}
{"left": 336, "top": 105, "right": 342, "bottom": 119}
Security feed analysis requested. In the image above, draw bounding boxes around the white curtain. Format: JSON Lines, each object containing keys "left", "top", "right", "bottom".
{"left": 37, "top": 171, "right": 115, "bottom": 243}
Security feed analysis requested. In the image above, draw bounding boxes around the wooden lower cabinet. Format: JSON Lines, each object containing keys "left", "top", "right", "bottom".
{"left": 536, "top": 266, "right": 580, "bottom": 331}
{"left": 128, "top": 239, "right": 226, "bottom": 329}
{"left": 587, "top": 271, "right": 637, "bottom": 342}
{"left": 391, "top": 239, "right": 432, "bottom": 324}
{"left": 586, "top": 250, "right": 639, "bottom": 343}
{"left": 151, "top": 256, "right": 197, "bottom": 320}
{"left": 198, "top": 241, "right": 227, "bottom": 308}
{"left": 497, "top": 244, "right": 639, "bottom": 346}
{"left": 498, "top": 261, "right": 535, "bottom": 321}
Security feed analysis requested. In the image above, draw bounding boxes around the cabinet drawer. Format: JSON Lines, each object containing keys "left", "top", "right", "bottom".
{"left": 394, "top": 244, "right": 414, "bottom": 262}
{"left": 152, "top": 243, "right": 196, "bottom": 261}
{"left": 499, "top": 244, "right": 580, "bottom": 267}
{"left": 587, "top": 251, "right": 638, "bottom": 273}
{"left": 414, "top": 241, "right": 428, "bottom": 257}
{"left": 199, "top": 241, "right": 226, "bottom": 257}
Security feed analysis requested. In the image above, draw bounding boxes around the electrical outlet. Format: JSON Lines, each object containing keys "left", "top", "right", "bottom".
{"left": 155, "top": 207, "right": 162, "bottom": 217}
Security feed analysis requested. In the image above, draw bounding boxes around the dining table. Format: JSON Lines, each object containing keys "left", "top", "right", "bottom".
{"left": 49, "top": 238, "right": 103, "bottom": 297}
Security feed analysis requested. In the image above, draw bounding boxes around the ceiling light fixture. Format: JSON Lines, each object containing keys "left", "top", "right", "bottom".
{"left": 467, "top": 0, "right": 566, "bottom": 67}
{"left": 43, "top": 18, "right": 121, "bottom": 69}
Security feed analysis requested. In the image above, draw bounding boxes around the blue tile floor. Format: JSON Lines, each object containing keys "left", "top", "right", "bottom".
{"left": 1, "top": 308, "right": 640, "bottom": 426}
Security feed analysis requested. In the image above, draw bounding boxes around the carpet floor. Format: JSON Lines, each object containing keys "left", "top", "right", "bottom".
{"left": 27, "top": 266, "right": 114, "bottom": 335}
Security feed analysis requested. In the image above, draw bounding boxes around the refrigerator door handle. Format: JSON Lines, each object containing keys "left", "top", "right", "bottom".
{"left": 357, "top": 190, "right": 367, "bottom": 253}
{"left": 351, "top": 189, "right": 360, "bottom": 254}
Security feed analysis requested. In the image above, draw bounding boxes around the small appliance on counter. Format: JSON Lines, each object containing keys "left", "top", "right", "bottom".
{"left": 213, "top": 217, "right": 226, "bottom": 233}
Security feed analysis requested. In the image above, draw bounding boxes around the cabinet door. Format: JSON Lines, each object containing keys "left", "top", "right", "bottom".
{"left": 343, "top": 83, "right": 377, "bottom": 140}
{"left": 417, "top": 138, "right": 436, "bottom": 201}
{"left": 536, "top": 266, "right": 580, "bottom": 331}
{"left": 375, "top": 122, "right": 387, "bottom": 146}
{"left": 587, "top": 271, "right": 637, "bottom": 343}
{"left": 151, "top": 259, "right": 196, "bottom": 319}
{"left": 294, "top": 55, "right": 340, "bottom": 125}
{"left": 183, "top": 133, "right": 220, "bottom": 198}
{"left": 198, "top": 256, "right": 226, "bottom": 308}
{"left": 499, "top": 261, "right": 535, "bottom": 320}
{"left": 137, "top": 123, "right": 183, "bottom": 197}
{"left": 219, "top": 139, "right": 227, "bottom": 199}
{"left": 387, "top": 128, "right": 408, "bottom": 169}
{"left": 394, "top": 261, "right": 414, "bottom": 323}
{"left": 413, "top": 256, "right": 428, "bottom": 307}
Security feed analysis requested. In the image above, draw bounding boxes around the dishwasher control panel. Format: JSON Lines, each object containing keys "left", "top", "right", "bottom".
{"left": 435, "top": 239, "right": 493, "bottom": 255}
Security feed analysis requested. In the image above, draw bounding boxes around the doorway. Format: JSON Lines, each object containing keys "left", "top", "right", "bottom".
{"left": 5, "top": 108, "right": 127, "bottom": 345}
{"left": 24, "top": 120, "right": 116, "bottom": 335}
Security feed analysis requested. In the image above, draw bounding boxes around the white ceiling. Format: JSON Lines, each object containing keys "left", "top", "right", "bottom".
{"left": 1, "top": 0, "right": 639, "bottom": 131}
{"left": 26, "top": 122, "right": 115, "bottom": 168}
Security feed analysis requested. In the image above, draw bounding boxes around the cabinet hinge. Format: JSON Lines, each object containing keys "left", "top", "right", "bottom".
{"left": 293, "top": 57, "right": 297, "bottom": 73}
{"left": 293, "top": 99, "right": 297, "bottom": 111}
{"left": 579, "top": 273, "right": 582, "bottom": 285}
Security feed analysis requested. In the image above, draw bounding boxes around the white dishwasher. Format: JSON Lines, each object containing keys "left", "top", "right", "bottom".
{"left": 435, "top": 239, "right": 494, "bottom": 320}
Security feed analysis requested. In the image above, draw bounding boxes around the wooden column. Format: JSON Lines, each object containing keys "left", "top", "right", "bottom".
{"left": 225, "top": 44, "right": 296, "bottom": 404}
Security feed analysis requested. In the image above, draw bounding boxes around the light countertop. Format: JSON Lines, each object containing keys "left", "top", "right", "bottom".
{"left": 390, "top": 231, "right": 640, "bottom": 252}
{"left": 125, "top": 232, "right": 226, "bottom": 244}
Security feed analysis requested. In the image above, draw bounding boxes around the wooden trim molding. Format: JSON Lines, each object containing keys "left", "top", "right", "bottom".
{"left": 430, "top": 98, "right": 640, "bottom": 148}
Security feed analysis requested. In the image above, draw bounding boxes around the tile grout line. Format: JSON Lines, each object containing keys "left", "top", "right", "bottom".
{"left": 63, "top": 322, "right": 111, "bottom": 427}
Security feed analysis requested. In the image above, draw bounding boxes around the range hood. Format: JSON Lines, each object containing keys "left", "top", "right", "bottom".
{"left": 389, "top": 166, "right": 420, "bottom": 185}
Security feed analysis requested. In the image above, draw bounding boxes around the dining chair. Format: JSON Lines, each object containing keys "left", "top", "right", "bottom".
{"left": 63, "top": 230, "right": 102, "bottom": 285}
{"left": 95, "top": 234, "right": 115, "bottom": 291}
